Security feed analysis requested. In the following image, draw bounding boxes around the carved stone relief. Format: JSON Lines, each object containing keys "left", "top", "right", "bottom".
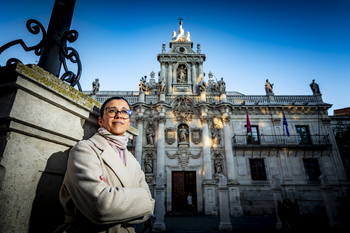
{"left": 142, "top": 147, "right": 157, "bottom": 184}
{"left": 166, "top": 148, "right": 201, "bottom": 169}
{"left": 165, "top": 128, "right": 176, "bottom": 145}
{"left": 172, "top": 95, "right": 194, "bottom": 122}
{"left": 191, "top": 127, "right": 202, "bottom": 144}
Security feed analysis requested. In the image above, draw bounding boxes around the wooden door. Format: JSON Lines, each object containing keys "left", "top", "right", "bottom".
{"left": 172, "top": 171, "right": 197, "bottom": 210}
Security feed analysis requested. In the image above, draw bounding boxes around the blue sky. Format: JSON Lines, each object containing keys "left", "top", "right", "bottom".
{"left": 1, "top": 0, "right": 349, "bottom": 114}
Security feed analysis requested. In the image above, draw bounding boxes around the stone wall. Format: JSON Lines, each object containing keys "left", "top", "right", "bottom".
{"left": 0, "top": 63, "right": 100, "bottom": 232}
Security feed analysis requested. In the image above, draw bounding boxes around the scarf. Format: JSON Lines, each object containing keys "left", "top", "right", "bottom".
{"left": 98, "top": 127, "right": 128, "bottom": 166}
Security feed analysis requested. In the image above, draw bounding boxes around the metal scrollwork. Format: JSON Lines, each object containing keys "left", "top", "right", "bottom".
{"left": 60, "top": 30, "right": 82, "bottom": 91}
{"left": 0, "top": 19, "right": 82, "bottom": 91}
{"left": 0, "top": 19, "right": 47, "bottom": 66}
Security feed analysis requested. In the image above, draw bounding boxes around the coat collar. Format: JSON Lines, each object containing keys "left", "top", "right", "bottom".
{"left": 88, "top": 133, "right": 133, "bottom": 188}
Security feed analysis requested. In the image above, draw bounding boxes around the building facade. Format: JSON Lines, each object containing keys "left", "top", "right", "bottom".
{"left": 86, "top": 21, "right": 349, "bottom": 218}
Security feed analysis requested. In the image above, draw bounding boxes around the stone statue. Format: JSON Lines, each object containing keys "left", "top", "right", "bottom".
{"left": 159, "top": 76, "right": 166, "bottom": 93}
{"left": 218, "top": 77, "right": 226, "bottom": 93}
{"left": 215, "top": 159, "right": 222, "bottom": 174}
{"left": 146, "top": 128, "right": 154, "bottom": 145}
{"left": 186, "top": 31, "right": 190, "bottom": 40}
{"left": 172, "top": 31, "right": 176, "bottom": 39}
{"left": 198, "top": 77, "right": 206, "bottom": 92}
{"left": 212, "top": 128, "right": 221, "bottom": 146}
{"left": 265, "top": 79, "right": 274, "bottom": 94}
{"left": 310, "top": 79, "right": 321, "bottom": 95}
{"left": 90, "top": 78, "right": 100, "bottom": 96}
{"left": 177, "top": 66, "right": 187, "bottom": 83}
{"left": 145, "top": 158, "right": 153, "bottom": 173}
{"left": 139, "top": 76, "right": 148, "bottom": 92}
{"left": 178, "top": 126, "right": 188, "bottom": 142}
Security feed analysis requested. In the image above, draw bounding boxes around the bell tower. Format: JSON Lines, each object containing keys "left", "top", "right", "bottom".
{"left": 157, "top": 18, "right": 206, "bottom": 95}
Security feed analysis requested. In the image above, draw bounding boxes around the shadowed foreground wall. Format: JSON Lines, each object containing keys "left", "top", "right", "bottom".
{"left": 0, "top": 63, "right": 100, "bottom": 232}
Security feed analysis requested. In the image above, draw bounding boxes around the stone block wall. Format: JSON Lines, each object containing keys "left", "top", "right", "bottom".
{"left": 0, "top": 63, "right": 100, "bottom": 232}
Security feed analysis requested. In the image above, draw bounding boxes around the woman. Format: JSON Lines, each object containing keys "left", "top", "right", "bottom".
{"left": 55, "top": 97, "right": 155, "bottom": 233}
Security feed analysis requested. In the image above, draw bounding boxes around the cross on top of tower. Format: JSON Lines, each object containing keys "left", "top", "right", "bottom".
{"left": 178, "top": 17, "right": 184, "bottom": 24}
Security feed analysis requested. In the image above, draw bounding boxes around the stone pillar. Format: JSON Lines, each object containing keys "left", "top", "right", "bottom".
{"left": 200, "top": 115, "right": 212, "bottom": 180}
{"left": 156, "top": 114, "right": 166, "bottom": 176}
{"left": 201, "top": 114, "right": 216, "bottom": 214}
{"left": 192, "top": 62, "right": 197, "bottom": 93}
{"left": 319, "top": 174, "right": 342, "bottom": 227}
{"left": 135, "top": 114, "right": 145, "bottom": 164}
{"left": 167, "top": 63, "right": 172, "bottom": 93}
{"left": 198, "top": 62, "right": 203, "bottom": 82}
{"left": 218, "top": 175, "right": 233, "bottom": 231}
{"left": 153, "top": 174, "right": 166, "bottom": 232}
{"left": 221, "top": 113, "right": 236, "bottom": 182}
{"left": 270, "top": 175, "right": 283, "bottom": 231}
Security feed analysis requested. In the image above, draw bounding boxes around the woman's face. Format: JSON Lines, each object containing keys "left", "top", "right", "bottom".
{"left": 98, "top": 99, "right": 130, "bottom": 136}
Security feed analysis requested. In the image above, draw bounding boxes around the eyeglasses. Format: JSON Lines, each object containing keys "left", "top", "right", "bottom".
{"left": 105, "top": 107, "right": 133, "bottom": 119}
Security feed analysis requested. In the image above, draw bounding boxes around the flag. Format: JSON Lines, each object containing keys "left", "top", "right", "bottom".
{"left": 283, "top": 111, "right": 290, "bottom": 137}
{"left": 246, "top": 112, "right": 251, "bottom": 134}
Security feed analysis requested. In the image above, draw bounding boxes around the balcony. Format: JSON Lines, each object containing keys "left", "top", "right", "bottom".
{"left": 232, "top": 134, "right": 331, "bottom": 149}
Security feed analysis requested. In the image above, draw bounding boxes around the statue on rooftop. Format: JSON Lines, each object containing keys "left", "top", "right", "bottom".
{"left": 265, "top": 79, "right": 274, "bottom": 94}
{"left": 218, "top": 77, "right": 226, "bottom": 93}
{"left": 310, "top": 79, "right": 321, "bottom": 95}
{"left": 89, "top": 78, "right": 100, "bottom": 96}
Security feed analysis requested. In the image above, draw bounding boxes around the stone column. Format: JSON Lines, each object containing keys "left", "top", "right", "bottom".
{"left": 201, "top": 113, "right": 216, "bottom": 214}
{"left": 200, "top": 115, "right": 212, "bottom": 180}
{"left": 156, "top": 114, "right": 166, "bottom": 177}
{"left": 221, "top": 109, "right": 243, "bottom": 216}
{"left": 218, "top": 175, "right": 233, "bottom": 231}
{"left": 198, "top": 62, "right": 203, "bottom": 82}
{"left": 319, "top": 174, "right": 342, "bottom": 227}
{"left": 167, "top": 63, "right": 172, "bottom": 93}
{"left": 270, "top": 175, "right": 283, "bottom": 231}
{"left": 191, "top": 62, "right": 197, "bottom": 93}
{"left": 153, "top": 174, "right": 166, "bottom": 232}
{"left": 220, "top": 113, "right": 236, "bottom": 182}
{"left": 135, "top": 113, "right": 145, "bottom": 164}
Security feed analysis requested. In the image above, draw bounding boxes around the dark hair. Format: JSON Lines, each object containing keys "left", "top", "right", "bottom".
{"left": 99, "top": 96, "right": 131, "bottom": 118}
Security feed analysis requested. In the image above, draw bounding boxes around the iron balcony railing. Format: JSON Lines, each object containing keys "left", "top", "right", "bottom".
{"left": 232, "top": 134, "right": 330, "bottom": 146}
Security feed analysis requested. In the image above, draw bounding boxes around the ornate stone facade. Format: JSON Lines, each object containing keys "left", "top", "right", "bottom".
{"left": 86, "top": 21, "right": 349, "bottom": 222}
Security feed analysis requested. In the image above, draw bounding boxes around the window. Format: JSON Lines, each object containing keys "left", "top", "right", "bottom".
{"left": 296, "top": 126, "right": 311, "bottom": 144}
{"left": 303, "top": 158, "right": 321, "bottom": 181}
{"left": 249, "top": 159, "right": 267, "bottom": 180}
{"left": 246, "top": 125, "right": 260, "bottom": 144}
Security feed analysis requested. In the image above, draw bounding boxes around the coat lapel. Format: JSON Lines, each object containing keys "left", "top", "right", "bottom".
{"left": 89, "top": 133, "right": 133, "bottom": 188}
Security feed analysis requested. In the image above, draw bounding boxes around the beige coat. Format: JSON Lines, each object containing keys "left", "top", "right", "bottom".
{"left": 56, "top": 133, "right": 155, "bottom": 233}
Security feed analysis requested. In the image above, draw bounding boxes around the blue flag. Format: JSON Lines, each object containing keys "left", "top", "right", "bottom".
{"left": 283, "top": 111, "right": 290, "bottom": 137}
